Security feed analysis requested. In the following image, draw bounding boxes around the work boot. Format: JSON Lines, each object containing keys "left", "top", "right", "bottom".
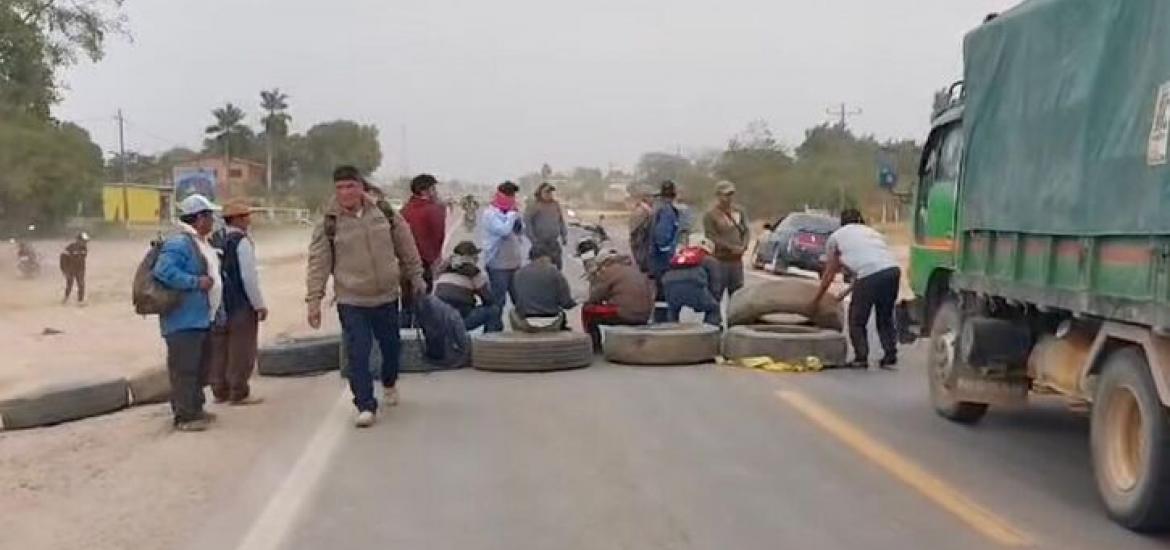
{"left": 383, "top": 386, "right": 399, "bottom": 407}
{"left": 879, "top": 355, "right": 898, "bottom": 371}
{"left": 847, "top": 359, "right": 869, "bottom": 370}
{"left": 355, "top": 410, "right": 376, "bottom": 428}
{"left": 230, "top": 396, "right": 265, "bottom": 406}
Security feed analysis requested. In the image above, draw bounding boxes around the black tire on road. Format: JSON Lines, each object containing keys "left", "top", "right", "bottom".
{"left": 472, "top": 332, "right": 593, "bottom": 372}
{"left": 603, "top": 323, "right": 721, "bottom": 366}
{"left": 340, "top": 329, "right": 463, "bottom": 377}
{"left": 258, "top": 335, "right": 341, "bottom": 376}
{"left": 927, "top": 299, "right": 989, "bottom": 424}
{"left": 0, "top": 377, "right": 129, "bottom": 430}
{"left": 721, "top": 325, "right": 847, "bottom": 366}
{"left": 1091, "top": 347, "right": 1170, "bottom": 532}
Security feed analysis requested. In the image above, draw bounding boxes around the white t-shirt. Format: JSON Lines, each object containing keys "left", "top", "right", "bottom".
{"left": 825, "top": 224, "right": 898, "bottom": 279}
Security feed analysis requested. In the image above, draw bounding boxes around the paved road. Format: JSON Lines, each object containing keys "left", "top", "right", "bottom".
{"left": 187, "top": 222, "right": 1170, "bottom": 550}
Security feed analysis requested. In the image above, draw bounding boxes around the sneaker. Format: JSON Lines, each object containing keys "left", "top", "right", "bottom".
{"left": 175, "top": 418, "right": 210, "bottom": 432}
{"left": 355, "top": 410, "right": 376, "bottom": 428}
{"left": 229, "top": 396, "right": 265, "bottom": 406}
{"left": 383, "top": 386, "right": 399, "bottom": 407}
{"left": 879, "top": 356, "right": 898, "bottom": 371}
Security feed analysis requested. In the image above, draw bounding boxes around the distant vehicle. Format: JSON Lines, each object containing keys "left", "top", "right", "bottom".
{"left": 752, "top": 212, "right": 838, "bottom": 275}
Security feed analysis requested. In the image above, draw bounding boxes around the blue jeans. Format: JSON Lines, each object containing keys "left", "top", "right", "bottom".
{"left": 487, "top": 268, "right": 518, "bottom": 309}
{"left": 338, "top": 302, "right": 400, "bottom": 412}
{"left": 464, "top": 303, "right": 504, "bottom": 332}
{"left": 664, "top": 282, "right": 721, "bottom": 326}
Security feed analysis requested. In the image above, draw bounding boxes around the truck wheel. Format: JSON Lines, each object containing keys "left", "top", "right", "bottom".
{"left": 1091, "top": 348, "right": 1170, "bottom": 532}
{"left": 927, "top": 299, "right": 989, "bottom": 424}
{"left": 603, "top": 323, "right": 721, "bottom": 365}
{"left": 472, "top": 332, "right": 593, "bottom": 372}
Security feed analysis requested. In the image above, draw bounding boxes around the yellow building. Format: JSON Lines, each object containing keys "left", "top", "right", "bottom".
{"left": 102, "top": 184, "right": 173, "bottom": 224}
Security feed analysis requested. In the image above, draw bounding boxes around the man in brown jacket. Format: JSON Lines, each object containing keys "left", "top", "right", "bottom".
{"left": 306, "top": 166, "right": 426, "bottom": 428}
{"left": 583, "top": 249, "right": 654, "bottom": 351}
{"left": 702, "top": 180, "right": 751, "bottom": 302}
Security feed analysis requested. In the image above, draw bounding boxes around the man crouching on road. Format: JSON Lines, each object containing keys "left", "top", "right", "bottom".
{"left": 306, "top": 166, "right": 426, "bottom": 428}
{"left": 154, "top": 194, "right": 222, "bottom": 432}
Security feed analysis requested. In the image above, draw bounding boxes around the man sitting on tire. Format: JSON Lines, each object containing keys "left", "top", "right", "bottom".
{"left": 433, "top": 241, "right": 504, "bottom": 333}
{"left": 583, "top": 248, "right": 655, "bottom": 351}
{"left": 511, "top": 242, "right": 576, "bottom": 332}
{"left": 661, "top": 237, "right": 722, "bottom": 326}
{"left": 809, "top": 208, "right": 901, "bottom": 370}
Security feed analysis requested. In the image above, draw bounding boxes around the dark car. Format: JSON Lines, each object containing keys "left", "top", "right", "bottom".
{"left": 752, "top": 212, "right": 839, "bottom": 274}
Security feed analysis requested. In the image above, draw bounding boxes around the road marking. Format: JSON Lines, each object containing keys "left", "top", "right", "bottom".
{"left": 775, "top": 390, "right": 1033, "bottom": 547}
{"left": 235, "top": 390, "right": 351, "bottom": 550}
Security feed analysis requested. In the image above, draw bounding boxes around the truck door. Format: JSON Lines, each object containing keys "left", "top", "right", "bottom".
{"left": 910, "top": 121, "right": 963, "bottom": 298}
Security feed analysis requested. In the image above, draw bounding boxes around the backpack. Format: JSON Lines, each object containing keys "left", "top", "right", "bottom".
{"left": 132, "top": 234, "right": 204, "bottom": 316}
{"left": 669, "top": 246, "right": 708, "bottom": 269}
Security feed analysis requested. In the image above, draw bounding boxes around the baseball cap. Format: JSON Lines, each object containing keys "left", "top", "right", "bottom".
{"left": 178, "top": 194, "right": 221, "bottom": 216}
{"left": 715, "top": 180, "right": 736, "bottom": 195}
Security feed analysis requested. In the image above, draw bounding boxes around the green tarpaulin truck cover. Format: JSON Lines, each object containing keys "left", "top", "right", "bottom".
{"left": 962, "top": 0, "right": 1170, "bottom": 235}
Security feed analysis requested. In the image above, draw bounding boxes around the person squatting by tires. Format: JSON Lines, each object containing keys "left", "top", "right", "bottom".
{"left": 809, "top": 208, "right": 901, "bottom": 370}
{"left": 661, "top": 237, "right": 722, "bottom": 326}
{"left": 582, "top": 248, "right": 655, "bottom": 352}
{"left": 306, "top": 165, "right": 426, "bottom": 428}
{"left": 511, "top": 241, "right": 576, "bottom": 332}
{"left": 432, "top": 241, "right": 504, "bottom": 333}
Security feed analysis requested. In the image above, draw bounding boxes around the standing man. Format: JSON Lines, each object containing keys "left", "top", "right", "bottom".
{"left": 480, "top": 181, "right": 524, "bottom": 308}
{"left": 307, "top": 166, "right": 426, "bottom": 428}
{"left": 523, "top": 182, "right": 568, "bottom": 270}
{"left": 400, "top": 173, "right": 447, "bottom": 327}
{"left": 628, "top": 186, "right": 653, "bottom": 274}
{"left": 59, "top": 232, "right": 89, "bottom": 304}
{"left": 810, "top": 209, "right": 901, "bottom": 370}
{"left": 153, "top": 194, "right": 222, "bottom": 432}
{"left": 209, "top": 199, "right": 267, "bottom": 406}
{"left": 649, "top": 180, "right": 681, "bottom": 285}
{"left": 702, "top": 180, "right": 750, "bottom": 301}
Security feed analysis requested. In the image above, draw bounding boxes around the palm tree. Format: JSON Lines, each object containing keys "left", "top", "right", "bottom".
{"left": 260, "top": 89, "right": 291, "bottom": 193}
{"left": 205, "top": 103, "right": 247, "bottom": 174}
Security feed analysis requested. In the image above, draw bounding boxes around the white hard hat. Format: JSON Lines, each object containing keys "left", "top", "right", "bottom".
{"left": 177, "top": 194, "right": 221, "bottom": 216}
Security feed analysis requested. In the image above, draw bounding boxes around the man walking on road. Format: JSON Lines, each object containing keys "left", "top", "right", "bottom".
{"left": 702, "top": 180, "right": 750, "bottom": 301}
{"left": 810, "top": 208, "right": 901, "bottom": 370}
{"left": 59, "top": 232, "right": 89, "bottom": 304}
{"left": 209, "top": 200, "right": 267, "bottom": 406}
{"left": 400, "top": 173, "right": 447, "bottom": 327}
{"left": 523, "top": 182, "right": 568, "bottom": 270}
{"left": 154, "top": 194, "right": 222, "bottom": 432}
{"left": 306, "top": 166, "right": 426, "bottom": 428}
{"left": 480, "top": 181, "right": 525, "bottom": 308}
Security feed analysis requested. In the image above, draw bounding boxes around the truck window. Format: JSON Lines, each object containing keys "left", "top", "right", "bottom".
{"left": 915, "top": 123, "right": 962, "bottom": 241}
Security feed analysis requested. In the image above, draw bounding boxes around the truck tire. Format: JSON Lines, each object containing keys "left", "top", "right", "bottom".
{"left": 0, "top": 377, "right": 129, "bottom": 430}
{"left": 258, "top": 335, "right": 341, "bottom": 376}
{"left": 722, "top": 325, "right": 847, "bottom": 366}
{"left": 472, "top": 332, "right": 593, "bottom": 372}
{"left": 1091, "top": 347, "right": 1170, "bottom": 532}
{"left": 603, "top": 323, "right": 720, "bottom": 366}
{"left": 927, "top": 300, "right": 989, "bottom": 424}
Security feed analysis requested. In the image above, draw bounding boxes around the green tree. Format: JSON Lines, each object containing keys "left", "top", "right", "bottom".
{"left": 635, "top": 152, "right": 716, "bottom": 203}
{"left": 260, "top": 88, "right": 291, "bottom": 193}
{"left": 294, "top": 120, "right": 382, "bottom": 209}
{"left": 203, "top": 102, "right": 257, "bottom": 165}
{"left": 0, "top": 0, "right": 128, "bottom": 118}
{"left": 0, "top": 111, "right": 103, "bottom": 231}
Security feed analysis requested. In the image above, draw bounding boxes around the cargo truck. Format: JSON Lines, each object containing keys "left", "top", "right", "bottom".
{"left": 909, "top": 1, "right": 1170, "bottom": 532}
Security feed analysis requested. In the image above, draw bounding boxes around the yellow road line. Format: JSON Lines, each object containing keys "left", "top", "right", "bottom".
{"left": 775, "top": 390, "right": 1033, "bottom": 547}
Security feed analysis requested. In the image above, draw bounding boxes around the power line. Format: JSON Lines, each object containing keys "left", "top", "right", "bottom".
{"left": 826, "top": 103, "right": 862, "bottom": 127}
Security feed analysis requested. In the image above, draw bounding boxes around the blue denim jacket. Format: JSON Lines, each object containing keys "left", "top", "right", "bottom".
{"left": 153, "top": 235, "right": 212, "bottom": 336}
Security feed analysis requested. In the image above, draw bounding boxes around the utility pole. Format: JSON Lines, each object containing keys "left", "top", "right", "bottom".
{"left": 117, "top": 109, "right": 130, "bottom": 226}
{"left": 400, "top": 124, "right": 410, "bottom": 177}
{"left": 826, "top": 103, "right": 863, "bottom": 127}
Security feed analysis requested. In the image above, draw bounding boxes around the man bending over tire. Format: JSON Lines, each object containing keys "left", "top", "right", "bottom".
{"left": 809, "top": 208, "right": 901, "bottom": 370}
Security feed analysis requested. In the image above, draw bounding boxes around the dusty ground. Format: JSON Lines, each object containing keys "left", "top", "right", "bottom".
{"left": 0, "top": 226, "right": 340, "bottom": 550}
{"left": 0, "top": 227, "right": 338, "bottom": 398}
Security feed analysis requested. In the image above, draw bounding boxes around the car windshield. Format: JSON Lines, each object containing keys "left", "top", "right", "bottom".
{"left": 780, "top": 214, "right": 838, "bottom": 233}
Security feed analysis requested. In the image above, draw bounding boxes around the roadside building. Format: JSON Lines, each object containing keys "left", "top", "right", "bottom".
{"left": 102, "top": 183, "right": 173, "bottom": 225}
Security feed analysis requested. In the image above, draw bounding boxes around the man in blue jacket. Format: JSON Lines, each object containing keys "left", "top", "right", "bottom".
{"left": 649, "top": 180, "right": 682, "bottom": 293}
{"left": 153, "top": 194, "right": 222, "bottom": 432}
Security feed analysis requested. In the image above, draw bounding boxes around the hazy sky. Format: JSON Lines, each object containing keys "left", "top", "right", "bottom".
{"left": 57, "top": 0, "right": 1022, "bottom": 183}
